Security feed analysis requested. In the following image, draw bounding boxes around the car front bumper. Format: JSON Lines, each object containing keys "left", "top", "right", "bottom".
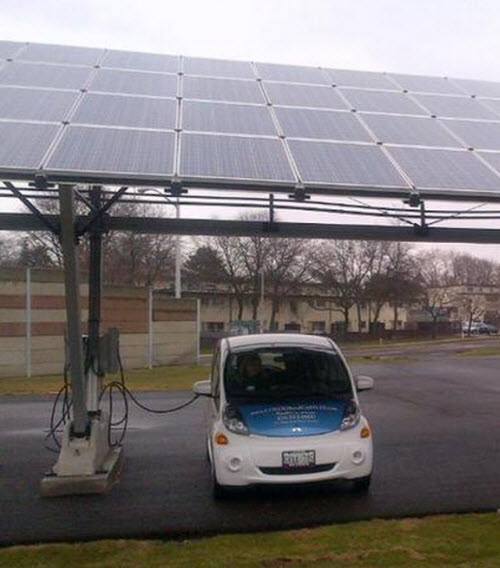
{"left": 211, "top": 418, "right": 373, "bottom": 487}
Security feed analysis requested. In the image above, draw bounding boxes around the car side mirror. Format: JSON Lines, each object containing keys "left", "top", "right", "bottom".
{"left": 193, "top": 379, "right": 212, "bottom": 397}
{"left": 356, "top": 375, "right": 374, "bottom": 391}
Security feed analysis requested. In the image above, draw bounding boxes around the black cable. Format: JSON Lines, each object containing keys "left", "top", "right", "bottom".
{"left": 45, "top": 347, "right": 200, "bottom": 453}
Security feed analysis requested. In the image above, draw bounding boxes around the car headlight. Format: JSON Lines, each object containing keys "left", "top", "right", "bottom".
{"left": 223, "top": 405, "right": 249, "bottom": 436}
{"left": 340, "top": 399, "right": 360, "bottom": 431}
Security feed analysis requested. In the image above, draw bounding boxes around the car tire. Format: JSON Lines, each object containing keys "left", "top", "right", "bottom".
{"left": 210, "top": 459, "right": 230, "bottom": 499}
{"left": 213, "top": 477, "right": 229, "bottom": 500}
{"left": 351, "top": 474, "right": 371, "bottom": 493}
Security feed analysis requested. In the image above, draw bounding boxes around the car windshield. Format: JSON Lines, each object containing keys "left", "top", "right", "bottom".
{"left": 224, "top": 346, "right": 352, "bottom": 402}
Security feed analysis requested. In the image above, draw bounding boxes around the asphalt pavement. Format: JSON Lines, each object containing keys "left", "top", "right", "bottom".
{"left": 1, "top": 352, "right": 500, "bottom": 545}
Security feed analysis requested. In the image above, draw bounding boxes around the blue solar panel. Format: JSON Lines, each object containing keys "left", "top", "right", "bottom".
{"left": 182, "top": 76, "right": 264, "bottom": 104}
{"left": 388, "top": 146, "right": 500, "bottom": 192}
{"left": 46, "top": 126, "right": 176, "bottom": 176}
{"left": 89, "top": 68, "right": 178, "bottom": 97}
{"left": 274, "top": 107, "right": 371, "bottom": 142}
{"left": 340, "top": 88, "right": 427, "bottom": 115}
{"left": 263, "top": 82, "right": 347, "bottom": 109}
{"left": 0, "top": 41, "right": 24, "bottom": 59}
{"left": 0, "top": 87, "right": 79, "bottom": 122}
{"left": 288, "top": 140, "right": 408, "bottom": 187}
{"left": 72, "top": 93, "right": 177, "bottom": 130}
{"left": 101, "top": 50, "right": 179, "bottom": 74}
{"left": 0, "top": 40, "right": 499, "bottom": 199}
{"left": 255, "top": 62, "right": 329, "bottom": 85}
{"left": 327, "top": 69, "right": 396, "bottom": 90}
{"left": 183, "top": 101, "right": 276, "bottom": 136}
{"left": 183, "top": 57, "right": 254, "bottom": 79}
{"left": 0, "top": 61, "right": 92, "bottom": 90}
{"left": 180, "top": 133, "right": 296, "bottom": 182}
{"left": 361, "top": 114, "right": 461, "bottom": 148}
{"left": 413, "top": 94, "right": 498, "bottom": 120}
{"left": 19, "top": 43, "right": 104, "bottom": 66}
{"left": 441, "top": 119, "right": 500, "bottom": 151}
{"left": 389, "top": 73, "right": 462, "bottom": 95}
{"left": 0, "top": 121, "right": 60, "bottom": 170}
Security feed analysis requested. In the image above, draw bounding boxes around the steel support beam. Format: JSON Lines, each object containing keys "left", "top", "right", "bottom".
{"left": 3, "top": 212, "right": 500, "bottom": 244}
{"left": 86, "top": 186, "right": 103, "bottom": 412}
{"left": 58, "top": 186, "right": 88, "bottom": 436}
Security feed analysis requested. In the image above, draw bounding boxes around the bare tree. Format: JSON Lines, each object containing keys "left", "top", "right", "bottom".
{"left": 312, "top": 240, "right": 385, "bottom": 333}
{"left": 12, "top": 193, "right": 175, "bottom": 287}
{"left": 451, "top": 254, "right": 496, "bottom": 287}
{"left": 264, "top": 238, "right": 313, "bottom": 330}
{"left": 418, "top": 250, "right": 454, "bottom": 338}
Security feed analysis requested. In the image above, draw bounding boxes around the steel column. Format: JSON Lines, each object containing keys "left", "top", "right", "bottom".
{"left": 58, "top": 185, "right": 88, "bottom": 436}
{"left": 86, "top": 186, "right": 103, "bottom": 412}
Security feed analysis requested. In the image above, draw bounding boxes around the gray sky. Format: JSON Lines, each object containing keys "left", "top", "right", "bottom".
{"left": 1, "top": 0, "right": 500, "bottom": 260}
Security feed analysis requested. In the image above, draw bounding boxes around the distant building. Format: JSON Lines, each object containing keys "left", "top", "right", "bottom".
{"left": 164, "top": 280, "right": 410, "bottom": 339}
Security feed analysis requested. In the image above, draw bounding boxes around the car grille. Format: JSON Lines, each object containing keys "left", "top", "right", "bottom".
{"left": 259, "top": 463, "right": 336, "bottom": 476}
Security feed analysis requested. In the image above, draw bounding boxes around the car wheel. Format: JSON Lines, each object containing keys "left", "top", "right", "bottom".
{"left": 211, "top": 459, "right": 229, "bottom": 499}
{"left": 351, "top": 475, "right": 371, "bottom": 493}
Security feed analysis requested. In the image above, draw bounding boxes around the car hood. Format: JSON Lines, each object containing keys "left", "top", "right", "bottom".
{"left": 237, "top": 399, "right": 348, "bottom": 437}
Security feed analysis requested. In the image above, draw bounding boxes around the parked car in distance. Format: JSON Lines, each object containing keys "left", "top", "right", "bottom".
{"left": 193, "top": 333, "right": 374, "bottom": 498}
{"left": 462, "top": 322, "right": 498, "bottom": 335}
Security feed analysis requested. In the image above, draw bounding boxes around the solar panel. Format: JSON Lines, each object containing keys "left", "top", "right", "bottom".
{"left": 72, "top": 93, "right": 177, "bottom": 130}
{"left": 452, "top": 78, "right": 500, "bottom": 99}
{"left": 180, "top": 133, "right": 296, "bottom": 182}
{"left": 327, "top": 69, "right": 396, "bottom": 90}
{"left": 339, "top": 88, "right": 427, "bottom": 115}
{"left": 477, "top": 98, "right": 500, "bottom": 118}
{"left": 361, "top": 114, "right": 461, "bottom": 148}
{"left": 479, "top": 152, "right": 500, "bottom": 175}
{"left": 182, "top": 101, "right": 276, "bottom": 136}
{"left": 0, "top": 40, "right": 24, "bottom": 59}
{"left": 0, "top": 61, "right": 92, "bottom": 90}
{"left": 18, "top": 43, "right": 104, "bottom": 66}
{"left": 46, "top": 126, "right": 176, "bottom": 176}
{"left": 389, "top": 73, "right": 462, "bottom": 95}
{"left": 0, "top": 87, "right": 79, "bottom": 122}
{"left": 182, "top": 76, "right": 263, "bottom": 104}
{"left": 274, "top": 107, "right": 372, "bottom": 142}
{"left": 89, "top": 68, "right": 178, "bottom": 97}
{"left": 2, "top": 41, "right": 500, "bottom": 199}
{"left": 263, "top": 82, "right": 347, "bottom": 109}
{"left": 441, "top": 119, "right": 500, "bottom": 151}
{"left": 183, "top": 57, "right": 254, "bottom": 79}
{"left": 101, "top": 50, "right": 178, "bottom": 73}
{"left": 288, "top": 140, "right": 408, "bottom": 187}
{"left": 387, "top": 146, "right": 500, "bottom": 191}
{"left": 0, "top": 121, "right": 59, "bottom": 170}
{"left": 413, "top": 93, "right": 498, "bottom": 120}
{"left": 255, "top": 62, "right": 329, "bottom": 85}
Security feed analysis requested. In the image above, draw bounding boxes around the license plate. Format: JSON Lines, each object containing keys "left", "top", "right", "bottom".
{"left": 282, "top": 450, "right": 316, "bottom": 469}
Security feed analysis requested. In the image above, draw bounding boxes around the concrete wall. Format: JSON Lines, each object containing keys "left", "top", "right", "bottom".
{"left": 0, "top": 268, "right": 199, "bottom": 378}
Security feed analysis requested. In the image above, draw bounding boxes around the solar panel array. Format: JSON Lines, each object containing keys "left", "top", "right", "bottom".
{"left": 1, "top": 40, "right": 500, "bottom": 198}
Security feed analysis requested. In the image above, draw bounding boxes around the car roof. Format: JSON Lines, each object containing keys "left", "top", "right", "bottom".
{"left": 225, "top": 333, "right": 336, "bottom": 351}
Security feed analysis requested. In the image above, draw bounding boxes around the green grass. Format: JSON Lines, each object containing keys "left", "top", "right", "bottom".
{"left": 1, "top": 513, "right": 500, "bottom": 567}
{"left": 0, "top": 364, "right": 210, "bottom": 396}
{"left": 457, "top": 347, "right": 500, "bottom": 358}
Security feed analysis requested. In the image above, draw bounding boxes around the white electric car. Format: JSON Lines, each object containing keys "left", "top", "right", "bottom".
{"left": 193, "top": 333, "right": 374, "bottom": 498}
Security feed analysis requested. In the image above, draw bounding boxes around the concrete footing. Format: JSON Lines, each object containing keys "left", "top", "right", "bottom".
{"left": 40, "top": 446, "right": 124, "bottom": 497}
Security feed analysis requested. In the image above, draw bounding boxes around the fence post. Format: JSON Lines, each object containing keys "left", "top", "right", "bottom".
{"left": 196, "top": 298, "right": 201, "bottom": 365}
{"left": 25, "top": 266, "right": 32, "bottom": 378}
{"left": 148, "top": 286, "right": 153, "bottom": 369}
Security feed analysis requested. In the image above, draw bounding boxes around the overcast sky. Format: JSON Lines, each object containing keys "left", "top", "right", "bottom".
{"left": 1, "top": 0, "right": 500, "bottom": 260}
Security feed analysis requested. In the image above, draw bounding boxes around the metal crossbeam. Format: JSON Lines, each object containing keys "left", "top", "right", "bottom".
{"left": 2, "top": 212, "right": 500, "bottom": 244}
